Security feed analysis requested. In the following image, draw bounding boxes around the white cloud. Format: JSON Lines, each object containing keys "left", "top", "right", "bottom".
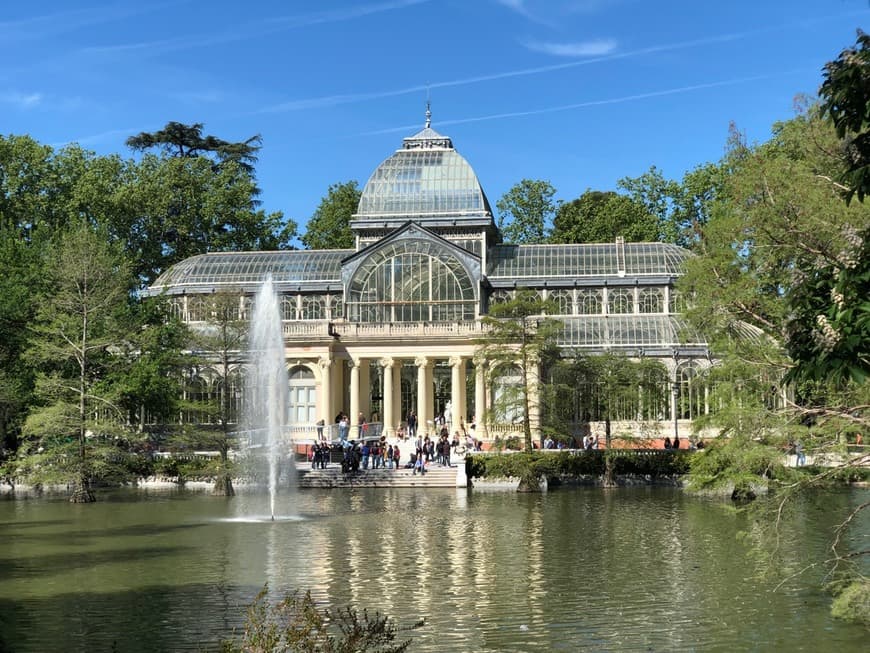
{"left": 523, "top": 38, "right": 618, "bottom": 57}
{"left": 1, "top": 91, "right": 42, "bottom": 108}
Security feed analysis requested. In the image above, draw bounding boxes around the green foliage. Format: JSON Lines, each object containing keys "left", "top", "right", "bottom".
{"left": 301, "top": 181, "right": 361, "bottom": 250}
{"left": 551, "top": 190, "right": 659, "bottom": 244}
{"left": 126, "top": 121, "right": 263, "bottom": 175}
{"left": 685, "top": 436, "right": 791, "bottom": 497}
{"left": 680, "top": 109, "right": 870, "bottom": 384}
{"left": 830, "top": 578, "right": 870, "bottom": 626}
{"left": 819, "top": 30, "right": 870, "bottom": 203}
{"left": 222, "top": 586, "right": 414, "bottom": 653}
{"left": 467, "top": 450, "right": 691, "bottom": 481}
{"left": 496, "top": 179, "right": 557, "bottom": 244}
{"left": 479, "top": 290, "right": 562, "bottom": 451}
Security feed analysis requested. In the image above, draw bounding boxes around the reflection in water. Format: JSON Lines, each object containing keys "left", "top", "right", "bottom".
{"left": 0, "top": 487, "right": 867, "bottom": 652}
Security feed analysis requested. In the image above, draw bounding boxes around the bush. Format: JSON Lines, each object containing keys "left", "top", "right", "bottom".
{"left": 221, "top": 586, "right": 416, "bottom": 652}
{"left": 467, "top": 450, "right": 691, "bottom": 481}
{"left": 830, "top": 578, "right": 870, "bottom": 626}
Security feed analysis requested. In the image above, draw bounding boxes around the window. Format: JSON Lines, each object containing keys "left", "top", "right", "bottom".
{"left": 347, "top": 240, "right": 476, "bottom": 323}
{"left": 577, "top": 289, "right": 602, "bottom": 315}
{"left": 288, "top": 365, "right": 317, "bottom": 424}
{"left": 638, "top": 288, "right": 664, "bottom": 313}
{"left": 548, "top": 289, "right": 573, "bottom": 315}
{"left": 607, "top": 288, "right": 633, "bottom": 315}
{"left": 490, "top": 289, "right": 512, "bottom": 307}
{"left": 282, "top": 295, "right": 297, "bottom": 320}
{"left": 328, "top": 295, "right": 344, "bottom": 319}
{"left": 300, "top": 295, "right": 325, "bottom": 320}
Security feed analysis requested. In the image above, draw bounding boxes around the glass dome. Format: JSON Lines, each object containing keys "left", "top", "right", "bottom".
{"left": 355, "top": 126, "right": 492, "bottom": 219}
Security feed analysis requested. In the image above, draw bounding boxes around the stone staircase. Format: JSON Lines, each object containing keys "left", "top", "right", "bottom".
{"left": 296, "top": 462, "right": 464, "bottom": 489}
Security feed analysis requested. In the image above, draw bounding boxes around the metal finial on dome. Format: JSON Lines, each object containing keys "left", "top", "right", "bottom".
{"left": 425, "top": 100, "right": 431, "bottom": 129}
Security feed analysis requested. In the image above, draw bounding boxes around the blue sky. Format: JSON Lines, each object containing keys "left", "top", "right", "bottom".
{"left": 2, "top": 0, "right": 867, "bottom": 240}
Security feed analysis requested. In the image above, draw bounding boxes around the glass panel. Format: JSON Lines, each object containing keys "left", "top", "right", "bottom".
{"left": 639, "top": 287, "right": 664, "bottom": 313}
{"left": 607, "top": 289, "right": 633, "bottom": 315}
{"left": 348, "top": 239, "right": 476, "bottom": 323}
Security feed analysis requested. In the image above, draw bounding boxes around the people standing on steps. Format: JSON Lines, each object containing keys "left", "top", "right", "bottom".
{"left": 407, "top": 410, "right": 418, "bottom": 439}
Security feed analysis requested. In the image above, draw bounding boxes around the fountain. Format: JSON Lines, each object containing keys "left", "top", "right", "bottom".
{"left": 243, "top": 274, "right": 294, "bottom": 520}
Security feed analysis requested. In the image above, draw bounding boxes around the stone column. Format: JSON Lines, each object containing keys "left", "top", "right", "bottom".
{"left": 359, "top": 360, "right": 371, "bottom": 421}
{"left": 416, "top": 356, "right": 430, "bottom": 436}
{"left": 474, "top": 360, "right": 488, "bottom": 440}
{"left": 449, "top": 356, "right": 466, "bottom": 431}
{"left": 392, "top": 360, "right": 402, "bottom": 429}
{"left": 349, "top": 358, "right": 361, "bottom": 439}
{"left": 318, "top": 356, "right": 332, "bottom": 426}
{"left": 381, "top": 357, "right": 395, "bottom": 438}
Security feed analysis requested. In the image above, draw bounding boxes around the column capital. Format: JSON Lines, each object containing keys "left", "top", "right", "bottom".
{"left": 379, "top": 357, "right": 395, "bottom": 369}
{"left": 449, "top": 355, "right": 465, "bottom": 368}
{"left": 318, "top": 356, "right": 332, "bottom": 369}
{"left": 414, "top": 355, "right": 430, "bottom": 368}
{"left": 349, "top": 356, "right": 363, "bottom": 369}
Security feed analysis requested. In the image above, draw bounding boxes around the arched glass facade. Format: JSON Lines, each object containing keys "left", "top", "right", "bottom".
{"left": 347, "top": 240, "right": 476, "bottom": 323}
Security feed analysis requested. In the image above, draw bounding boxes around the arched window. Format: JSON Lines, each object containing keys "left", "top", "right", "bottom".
{"left": 489, "top": 364, "right": 524, "bottom": 424}
{"left": 187, "top": 297, "right": 208, "bottom": 322}
{"left": 169, "top": 298, "right": 184, "bottom": 321}
{"left": 607, "top": 288, "right": 633, "bottom": 314}
{"left": 578, "top": 289, "right": 602, "bottom": 314}
{"left": 676, "top": 362, "right": 706, "bottom": 420}
{"left": 184, "top": 373, "right": 211, "bottom": 423}
{"left": 548, "top": 289, "right": 573, "bottom": 315}
{"left": 288, "top": 365, "right": 316, "bottom": 425}
{"left": 490, "top": 289, "right": 512, "bottom": 308}
{"left": 300, "top": 295, "right": 325, "bottom": 320}
{"left": 328, "top": 295, "right": 343, "bottom": 319}
{"left": 281, "top": 295, "right": 297, "bottom": 321}
{"left": 639, "top": 287, "right": 664, "bottom": 313}
{"left": 348, "top": 241, "right": 476, "bottom": 323}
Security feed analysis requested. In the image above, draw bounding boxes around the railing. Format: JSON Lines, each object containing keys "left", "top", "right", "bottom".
{"left": 281, "top": 320, "right": 485, "bottom": 339}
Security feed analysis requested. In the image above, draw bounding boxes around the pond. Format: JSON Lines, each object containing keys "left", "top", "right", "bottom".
{"left": 0, "top": 485, "right": 866, "bottom": 652}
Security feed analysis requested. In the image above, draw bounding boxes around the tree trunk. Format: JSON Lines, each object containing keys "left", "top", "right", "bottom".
{"left": 603, "top": 417, "right": 616, "bottom": 487}
{"left": 70, "top": 475, "right": 95, "bottom": 503}
{"left": 213, "top": 470, "right": 235, "bottom": 496}
{"left": 516, "top": 469, "right": 542, "bottom": 492}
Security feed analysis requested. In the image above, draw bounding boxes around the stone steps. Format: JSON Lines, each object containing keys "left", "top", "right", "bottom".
{"left": 296, "top": 463, "right": 463, "bottom": 489}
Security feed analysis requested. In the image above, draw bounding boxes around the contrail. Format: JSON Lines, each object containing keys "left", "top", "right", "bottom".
{"left": 258, "top": 11, "right": 863, "bottom": 114}
{"left": 362, "top": 70, "right": 811, "bottom": 135}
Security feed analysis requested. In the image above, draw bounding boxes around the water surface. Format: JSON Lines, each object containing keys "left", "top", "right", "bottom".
{"left": 0, "top": 486, "right": 866, "bottom": 652}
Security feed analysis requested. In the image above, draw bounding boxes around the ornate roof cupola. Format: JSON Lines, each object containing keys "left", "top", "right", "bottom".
{"left": 350, "top": 103, "right": 497, "bottom": 250}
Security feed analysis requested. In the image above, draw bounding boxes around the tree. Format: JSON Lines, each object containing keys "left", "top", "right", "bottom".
{"left": 118, "top": 154, "right": 294, "bottom": 286}
{"left": 550, "top": 190, "right": 659, "bottom": 244}
{"left": 819, "top": 30, "right": 870, "bottom": 203}
{"left": 680, "top": 105, "right": 870, "bottom": 621}
{"left": 21, "top": 222, "right": 133, "bottom": 502}
{"left": 617, "top": 164, "right": 727, "bottom": 248}
{"left": 185, "top": 292, "right": 248, "bottom": 496}
{"left": 568, "top": 353, "right": 657, "bottom": 486}
{"left": 301, "top": 181, "right": 361, "bottom": 250}
{"left": 478, "top": 290, "right": 562, "bottom": 459}
{"left": 0, "top": 230, "right": 40, "bottom": 456}
{"left": 496, "top": 179, "right": 557, "bottom": 244}
{"left": 126, "top": 121, "right": 262, "bottom": 175}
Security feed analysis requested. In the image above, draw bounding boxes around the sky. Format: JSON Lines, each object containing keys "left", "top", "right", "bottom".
{"left": 2, "top": 0, "right": 868, "bottom": 241}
